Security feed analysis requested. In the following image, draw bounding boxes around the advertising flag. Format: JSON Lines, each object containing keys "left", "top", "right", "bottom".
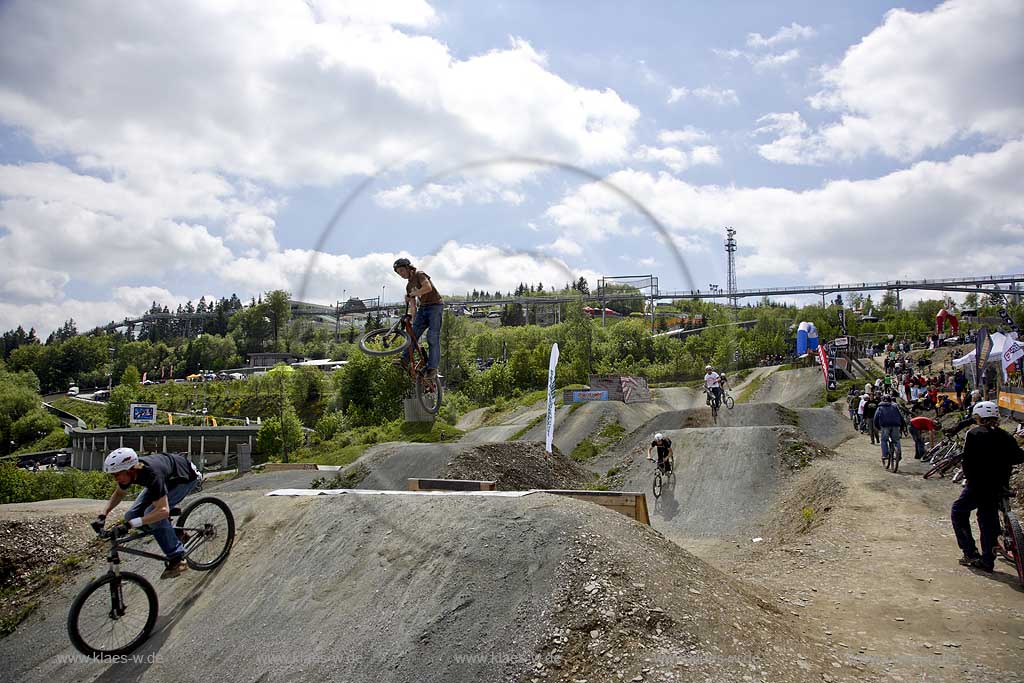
{"left": 975, "top": 326, "right": 992, "bottom": 388}
{"left": 545, "top": 343, "right": 560, "bottom": 455}
{"left": 817, "top": 344, "right": 830, "bottom": 386}
{"left": 1002, "top": 333, "right": 1024, "bottom": 381}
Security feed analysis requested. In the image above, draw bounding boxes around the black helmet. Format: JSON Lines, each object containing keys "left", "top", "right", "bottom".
{"left": 393, "top": 257, "right": 412, "bottom": 271}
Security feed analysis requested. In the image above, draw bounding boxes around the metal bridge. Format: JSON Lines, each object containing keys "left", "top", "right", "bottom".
{"left": 96, "top": 272, "right": 1024, "bottom": 332}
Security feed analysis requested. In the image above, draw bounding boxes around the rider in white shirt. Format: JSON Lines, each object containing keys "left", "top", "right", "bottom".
{"left": 704, "top": 365, "right": 723, "bottom": 408}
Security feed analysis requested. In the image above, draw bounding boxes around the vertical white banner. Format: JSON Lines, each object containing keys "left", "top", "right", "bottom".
{"left": 545, "top": 343, "right": 560, "bottom": 455}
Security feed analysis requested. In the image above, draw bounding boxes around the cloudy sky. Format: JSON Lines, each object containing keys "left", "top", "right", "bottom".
{"left": 1, "top": 0, "right": 1022, "bottom": 334}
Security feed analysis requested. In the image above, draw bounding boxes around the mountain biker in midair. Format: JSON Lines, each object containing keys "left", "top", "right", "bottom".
{"left": 647, "top": 433, "right": 673, "bottom": 473}
{"left": 393, "top": 257, "right": 443, "bottom": 379}
{"left": 704, "top": 365, "right": 723, "bottom": 409}
{"left": 93, "top": 448, "right": 202, "bottom": 579}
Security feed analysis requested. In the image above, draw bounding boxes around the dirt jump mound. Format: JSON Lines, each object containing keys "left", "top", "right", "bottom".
{"left": 343, "top": 440, "right": 588, "bottom": 491}
{"left": 2, "top": 492, "right": 855, "bottom": 683}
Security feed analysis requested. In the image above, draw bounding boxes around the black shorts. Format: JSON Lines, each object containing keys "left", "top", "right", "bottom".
{"left": 657, "top": 457, "right": 672, "bottom": 473}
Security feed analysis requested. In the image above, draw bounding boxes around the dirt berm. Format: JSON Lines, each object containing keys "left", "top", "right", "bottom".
{"left": 1, "top": 492, "right": 862, "bottom": 683}
{"left": 340, "top": 440, "right": 590, "bottom": 490}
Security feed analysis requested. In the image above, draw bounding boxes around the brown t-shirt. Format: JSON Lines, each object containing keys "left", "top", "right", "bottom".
{"left": 406, "top": 270, "right": 443, "bottom": 305}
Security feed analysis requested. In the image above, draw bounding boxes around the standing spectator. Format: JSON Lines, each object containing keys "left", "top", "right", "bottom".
{"left": 858, "top": 394, "right": 869, "bottom": 433}
{"left": 951, "top": 402, "right": 1024, "bottom": 572}
{"left": 864, "top": 395, "right": 880, "bottom": 445}
{"left": 847, "top": 390, "right": 860, "bottom": 428}
{"left": 983, "top": 364, "right": 998, "bottom": 400}
{"left": 953, "top": 369, "right": 967, "bottom": 405}
{"left": 910, "top": 415, "right": 938, "bottom": 459}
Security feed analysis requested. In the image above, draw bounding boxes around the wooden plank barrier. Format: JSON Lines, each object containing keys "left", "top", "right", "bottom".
{"left": 407, "top": 478, "right": 498, "bottom": 492}
{"left": 537, "top": 489, "right": 650, "bottom": 525}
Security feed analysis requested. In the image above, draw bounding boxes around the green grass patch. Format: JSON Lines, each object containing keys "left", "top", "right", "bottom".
{"left": 737, "top": 373, "right": 769, "bottom": 404}
{"left": 571, "top": 438, "right": 599, "bottom": 462}
{"left": 598, "top": 422, "right": 626, "bottom": 441}
{"left": 509, "top": 414, "right": 545, "bottom": 441}
{"left": 47, "top": 396, "right": 107, "bottom": 428}
{"left": 777, "top": 406, "right": 801, "bottom": 427}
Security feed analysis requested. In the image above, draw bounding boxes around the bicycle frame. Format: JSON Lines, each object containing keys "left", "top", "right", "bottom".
{"left": 100, "top": 518, "right": 204, "bottom": 569}
{"left": 394, "top": 316, "right": 429, "bottom": 378}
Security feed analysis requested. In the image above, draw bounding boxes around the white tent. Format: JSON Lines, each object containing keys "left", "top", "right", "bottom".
{"left": 951, "top": 332, "right": 1013, "bottom": 367}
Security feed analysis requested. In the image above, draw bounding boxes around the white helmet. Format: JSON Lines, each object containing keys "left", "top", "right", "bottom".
{"left": 972, "top": 401, "right": 999, "bottom": 419}
{"left": 103, "top": 447, "right": 139, "bottom": 473}
{"left": 705, "top": 365, "right": 713, "bottom": 371}
{"left": 654, "top": 433, "right": 664, "bottom": 441}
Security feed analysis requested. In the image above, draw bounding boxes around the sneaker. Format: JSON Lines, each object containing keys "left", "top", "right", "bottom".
{"left": 958, "top": 554, "right": 981, "bottom": 567}
{"left": 969, "top": 558, "right": 994, "bottom": 572}
{"left": 160, "top": 559, "right": 189, "bottom": 579}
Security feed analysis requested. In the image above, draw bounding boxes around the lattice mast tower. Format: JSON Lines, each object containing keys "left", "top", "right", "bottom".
{"left": 725, "top": 227, "right": 738, "bottom": 316}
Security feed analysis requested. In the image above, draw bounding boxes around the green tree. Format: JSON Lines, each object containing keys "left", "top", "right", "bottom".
{"left": 256, "top": 408, "right": 304, "bottom": 461}
{"left": 105, "top": 384, "right": 136, "bottom": 426}
{"left": 11, "top": 409, "right": 62, "bottom": 449}
{"left": 120, "top": 365, "right": 141, "bottom": 387}
{"left": 265, "top": 290, "right": 292, "bottom": 351}
{"left": 333, "top": 353, "right": 406, "bottom": 426}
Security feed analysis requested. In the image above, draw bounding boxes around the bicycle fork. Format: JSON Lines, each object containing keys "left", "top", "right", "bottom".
{"left": 105, "top": 550, "right": 127, "bottom": 619}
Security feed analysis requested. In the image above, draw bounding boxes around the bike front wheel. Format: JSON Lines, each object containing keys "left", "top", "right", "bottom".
{"left": 358, "top": 327, "right": 411, "bottom": 356}
{"left": 652, "top": 471, "right": 663, "bottom": 498}
{"left": 416, "top": 373, "right": 444, "bottom": 415}
{"left": 724, "top": 395, "right": 735, "bottom": 410}
{"left": 178, "top": 496, "right": 235, "bottom": 570}
{"left": 67, "top": 572, "right": 158, "bottom": 657}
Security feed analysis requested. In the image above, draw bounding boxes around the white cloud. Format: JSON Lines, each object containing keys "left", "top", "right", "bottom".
{"left": 667, "top": 86, "right": 739, "bottom": 106}
{"left": 544, "top": 140, "right": 1024, "bottom": 284}
{"left": 373, "top": 180, "right": 525, "bottom": 210}
{"left": 657, "top": 128, "right": 708, "bottom": 145}
{"left": 746, "top": 23, "right": 817, "bottom": 48}
{"left": 634, "top": 144, "right": 721, "bottom": 174}
{"left": 0, "top": 2, "right": 639, "bottom": 224}
{"left": 753, "top": 112, "right": 829, "bottom": 164}
{"left": 753, "top": 49, "right": 800, "bottom": 70}
{"left": 545, "top": 238, "right": 583, "bottom": 256}
{"left": 219, "top": 241, "right": 599, "bottom": 304}
{"left": 0, "top": 163, "right": 239, "bottom": 299}
{"left": 0, "top": 286, "right": 192, "bottom": 337}
{"left": 766, "top": 0, "right": 1024, "bottom": 163}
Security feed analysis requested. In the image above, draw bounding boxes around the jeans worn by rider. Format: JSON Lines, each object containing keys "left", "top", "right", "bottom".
{"left": 951, "top": 424, "right": 1024, "bottom": 569}
{"left": 407, "top": 270, "right": 444, "bottom": 372}
{"left": 873, "top": 402, "right": 905, "bottom": 462}
{"left": 123, "top": 453, "right": 201, "bottom": 563}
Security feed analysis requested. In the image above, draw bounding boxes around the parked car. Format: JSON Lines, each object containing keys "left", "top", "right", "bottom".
{"left": 487, "top": 311, "right": 501, "bottom": 318}
{"left": 67, "top": 386, "right": 79, "bottom": 396}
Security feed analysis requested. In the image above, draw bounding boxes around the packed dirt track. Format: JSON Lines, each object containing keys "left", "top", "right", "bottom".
{"left": 2, "top": 366, "right": 1022, "bottom": 682}
{"left": 7, "top": 491, "right": 855, "bottom": 683}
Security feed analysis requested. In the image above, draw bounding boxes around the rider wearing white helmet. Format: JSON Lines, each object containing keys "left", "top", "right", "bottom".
{"left": 95, "top": 448, "right": 202, "bottom": 579}
{"left": 704, "top": 365, "right": 723, "bottom": 408}
{"left": 647, "top": 433, "right": 673, "bottom": 473}
{"left": 950, "top": 401, "right": 1024, "bottom": 572}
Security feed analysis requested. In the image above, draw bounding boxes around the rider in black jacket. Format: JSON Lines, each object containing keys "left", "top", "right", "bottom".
{"left": 951, "top": 402, "right": 1024, "bottom": 572}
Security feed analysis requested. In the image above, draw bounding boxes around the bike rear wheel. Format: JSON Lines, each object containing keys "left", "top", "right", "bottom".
{"left": 67, "top": 572, "right": 158, "bottom": 657}
{"left": 416, "top": 373, "right": 444, "bottom": 414}
{"left": 358, "top": 327, "right": 411, "bottom": 356}
{"left": 177, "top": 496, "right": 235, "bottom": 570}
{"left": 652, "top": 471, "right": 663, "bottom": 498}
{"left": 1002, "top": 508, "right": 1024, "bottom": 586}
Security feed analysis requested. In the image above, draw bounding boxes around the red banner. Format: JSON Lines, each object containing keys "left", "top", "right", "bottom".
{"left": 817, "top": 344, "right": 829, "bottom": 385}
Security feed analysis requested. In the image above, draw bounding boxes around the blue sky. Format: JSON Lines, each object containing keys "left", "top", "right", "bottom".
{"left": 0, "top": 0, "right": 1022, "bottom": 334}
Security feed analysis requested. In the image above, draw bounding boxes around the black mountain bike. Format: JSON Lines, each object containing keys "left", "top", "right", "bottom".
{"left": 705, "top": 387, "right": 721, "bottom": 424}
{"left": 882, "top": 432, "right": 902, "bottom": 472}
{"left": 67, "top": 497, "right": 234, "bottom": 657}
{"left": 359, "top": 314, "right": 443, "bottom": 414}
{"left": 651, "top": 459, "right": 674, "bottom": 499}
